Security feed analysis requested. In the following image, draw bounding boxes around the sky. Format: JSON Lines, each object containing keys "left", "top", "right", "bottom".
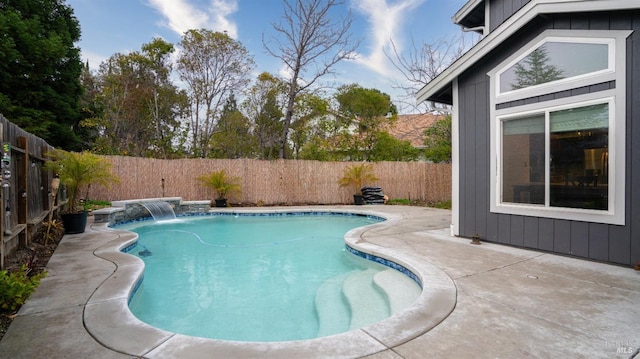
{"left": 66, "top": 0, "right": 471, "bottom": 113}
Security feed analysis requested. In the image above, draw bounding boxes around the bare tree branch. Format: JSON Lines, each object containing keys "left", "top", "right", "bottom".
{"left": 263, "top": 0, "right": 360, "bottom": 158}
{"left": 386, "top": 32, "right": 478, "bottom": 113}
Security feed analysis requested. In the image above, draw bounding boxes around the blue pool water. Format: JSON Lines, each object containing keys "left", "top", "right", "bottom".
{"left": 120, "top": 213, "right": 415, "bottom": 342}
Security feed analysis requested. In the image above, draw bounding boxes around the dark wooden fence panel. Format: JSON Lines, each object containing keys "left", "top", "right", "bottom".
{"left": 0, "top": 115, "right": 55, "bottom": 268}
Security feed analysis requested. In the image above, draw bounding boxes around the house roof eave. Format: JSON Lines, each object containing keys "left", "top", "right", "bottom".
{"left": 452, "top": 0, "right": 485, "bottom": 27}
{"left": 417, "top": 0, "right": 640, "bottom": 105}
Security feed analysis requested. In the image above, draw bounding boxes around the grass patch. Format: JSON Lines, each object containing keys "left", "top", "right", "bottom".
{"left": 84, "top": 199, "right": 111, "bottom": 211}
{"left": 387, "top": 199, "right": 451, "bottom": 209}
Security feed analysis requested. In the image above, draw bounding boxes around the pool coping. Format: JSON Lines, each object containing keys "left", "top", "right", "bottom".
{"left": 84, "top": 207, "right": 457, "bottom": 358}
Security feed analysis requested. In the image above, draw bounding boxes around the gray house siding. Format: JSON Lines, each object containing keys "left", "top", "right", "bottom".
{"left": 457, "top": 10, "right": 640, "bottom": 266}
{"left": 489, "top": 0, "right": 531, "bottom": 32}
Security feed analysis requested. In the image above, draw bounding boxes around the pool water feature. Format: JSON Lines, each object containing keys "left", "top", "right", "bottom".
{"left": 140, "top": 201, "right": 176, "bottom": 221}
{"left": 120, "top": 213, "right": 422, "bottom": 342}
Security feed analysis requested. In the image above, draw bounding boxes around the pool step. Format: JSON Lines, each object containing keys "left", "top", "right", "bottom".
{"left": 315, "top": 272, "right": 352, "bottom": 337}
{"left": 343, "top": 268, "right": 389, "bottom": 330}
{"left": 373, "top": 269, "right": 421, "bottom": 314}
{"left": 315, "top": 268, "right": 421, "bottom": 338}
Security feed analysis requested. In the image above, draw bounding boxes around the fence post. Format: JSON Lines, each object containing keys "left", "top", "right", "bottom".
{"left": 17, "top": 136, "right": 28, "bottom": 247}
{"left": 0, "top": 122, "right": 3, "bottom": 269}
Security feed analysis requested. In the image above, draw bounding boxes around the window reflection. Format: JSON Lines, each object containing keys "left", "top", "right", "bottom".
{"left": 550, "top": 104, "right": 608, "bottom": 210}
{"left": 500, "top": 42, "right": 609, "bottom": 92}
{"left": 502, "top": 115, "right": 545, "bottom": 204}
{"left": 501, "top": 103, "right": 609, "bottom": 210}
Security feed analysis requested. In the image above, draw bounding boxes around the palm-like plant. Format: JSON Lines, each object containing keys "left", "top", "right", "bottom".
{"left": 338, "top": 163, "right": 378, "bottom": 195}
{"left": 197, "top": 170, "right": 241, "bottom": 200}
{"left": 45, "top": 150, "right": 119, "bottom": 213}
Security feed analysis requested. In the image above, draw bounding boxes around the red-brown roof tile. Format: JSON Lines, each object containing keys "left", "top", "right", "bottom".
{"left": 386, "top": 113, "right": 443, "bottom": 148}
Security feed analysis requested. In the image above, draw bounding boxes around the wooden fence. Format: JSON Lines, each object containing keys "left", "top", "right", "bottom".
{"left": 89, "top": 157, "right": 451, "bottom": 205}
{"left": 0, "top": 115, "right": 56, "bottom": 269}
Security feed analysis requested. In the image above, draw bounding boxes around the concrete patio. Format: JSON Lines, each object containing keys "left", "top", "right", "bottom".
{"left": 0, "top": 206, "right": 638, "bottom": 358}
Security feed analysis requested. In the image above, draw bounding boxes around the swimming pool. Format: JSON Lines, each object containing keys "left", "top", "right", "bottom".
{"left": 119, "top": 213, "right": 422, "bottom": 342}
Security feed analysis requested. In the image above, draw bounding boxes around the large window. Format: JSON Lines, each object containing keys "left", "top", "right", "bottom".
{"left": 501, "top": 100, "right": 610, "bottom": 211}
{"left": 488, "top": 30, "right": 629, "bottom": 225}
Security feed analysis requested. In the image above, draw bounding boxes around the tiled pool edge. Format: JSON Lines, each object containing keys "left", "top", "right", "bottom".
{"left": 85, "top": 207, "right": 457, "bottom": 358}
{"left": 346, "top": 245, "right": 422, "bottom": 287}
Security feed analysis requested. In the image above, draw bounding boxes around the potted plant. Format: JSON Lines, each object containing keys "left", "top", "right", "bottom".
{"left": 198, "top": 170, "right": 241, "bottom": 207}
{"left": 338, "top": 163, "right": 378, "bottom": 205}
{"left": 45, "top": 150, "right": 119, "bottom": 234}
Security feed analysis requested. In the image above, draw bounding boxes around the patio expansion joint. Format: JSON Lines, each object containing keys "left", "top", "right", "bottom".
{"left": 452, "top": 253, "right": 547, "bottom": 281}
{"left": 140, "top": 333, "right": 177, "bottom": 358}
{"left": 358, "top": 327, "right": 407, "bottom": 358}
{"left": 17, "top": 302, "right": 85, "bottom": 318}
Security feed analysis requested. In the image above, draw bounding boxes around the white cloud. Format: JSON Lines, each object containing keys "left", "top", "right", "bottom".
{"left": 208, "top": 0, "right": 238, "bottom": 37}
{"left": 351, "top": 0, "right": 425, "bottom": 77}
{"left": 79, "top": 49, "right": 109, "bottom": 70}
{"left": 146, "top": 0, "right": 238, "bottom": 38}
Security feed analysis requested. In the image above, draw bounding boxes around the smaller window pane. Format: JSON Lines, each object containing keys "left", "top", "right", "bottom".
{"left": 549, "top": 103, "right": 609, "bottom": 210}
{"left": 500, "top": 42, "right": 609, "bottom": 92}
{"left": 502, "top": 114, "right": 545, "bottom": 205}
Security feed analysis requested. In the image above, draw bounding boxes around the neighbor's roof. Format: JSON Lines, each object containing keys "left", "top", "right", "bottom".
{"left": 417, "top": 0, "right": 640, "bottom": 105}
{"left": 386, "top": 113, "right": 442, "bottom": 148}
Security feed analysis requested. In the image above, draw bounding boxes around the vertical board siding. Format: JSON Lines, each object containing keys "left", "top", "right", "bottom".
{"left": 510, "top": 216, "right": 525, "bottom": 247}
{"left": 523, "top": 216, "right": 539, "bottom": 248}
{"left": 553, "top": 221, "right": 571, "bottom": 254}
{"left": 629, "top": 11, "right": 640, "bottom": 265}
{"left": 538, "top": 218, "right": 554, "bottom": 251}
{"left": 457, "top": 10, "right": 640, "bottom": 265}
{"left": 589, "top": 223, "right": 609, "bottom": 262}
{"left": 570, "top": 222, "right": 589, "bottom": 258}
{"left": 490, "top": 0, "right": 531, "bottom": 32}
{"left": 475, "top": 80, "right": 490, "bottom": 238}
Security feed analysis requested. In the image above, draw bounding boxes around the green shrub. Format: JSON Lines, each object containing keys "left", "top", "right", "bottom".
{"left": 0, "top": 266, "right": 46, "bottom": 312}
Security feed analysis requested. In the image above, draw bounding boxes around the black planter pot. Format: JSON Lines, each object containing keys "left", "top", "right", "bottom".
{"left": 353, "top": 194, "right": 365, "bottom": 205}
{"left": 214, "top": 199, "right": 228, "bottom": 207}
{"left": 61, "top": 211, "right": 88, "bottom": 234}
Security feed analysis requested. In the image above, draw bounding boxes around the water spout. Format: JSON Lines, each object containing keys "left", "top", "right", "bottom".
{"left": 141, "top": 201, "right": 176, "bottom": 221}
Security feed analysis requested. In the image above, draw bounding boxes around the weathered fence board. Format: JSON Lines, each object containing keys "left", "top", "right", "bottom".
{"left": 0, "top": 115, "right": 55, "bottom": 268}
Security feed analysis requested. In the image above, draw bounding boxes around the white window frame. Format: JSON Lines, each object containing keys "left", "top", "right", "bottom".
{"left": 488, "top": 29, "right": 631, "bottom": 225}
{"left": 495, "top": 35, "right": 616, "bottom": 101}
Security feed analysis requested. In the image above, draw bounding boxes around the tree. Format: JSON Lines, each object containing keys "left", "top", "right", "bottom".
{"left": 298, "top": 111, "right": 348, "bottom": 161}
{"left": 264, "top": 0, "right": 359, "bottom": 158}
{"left": 177, "top": 30, "right": 254, "bottom": 158}
{"left": 289, "top": 92, "right": 330, "bottom": 159}
{"left": 335, "top": 84, "right": 397, "bottom": 161}
{"left": 423, "top": 115, "right": 452, "bottom": 163}
{"left": 93, "top": 52, "right": 154, "bottom": 156}
{"left": 141, "top": 38, "right": 189, "bottom": 158}
{"left": 0, "top": 0, "right": 84, "bottom": 149}
{"left": 511, "top": 46, "right": 563, "bottom": 90}
{"left": 77, "top": 61, "right": 102, "bottom": 148}
{"left": 93, "top": 39, "right": 187, "bottom": 157}
{"left": 370, "top": 132, "right": 419, "bottom": 161}
{"left": 242, "top": 73, "right": 286, "bottom": 159}
{"left": 210, "top": 94, "right": 255, "bottom": 158}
